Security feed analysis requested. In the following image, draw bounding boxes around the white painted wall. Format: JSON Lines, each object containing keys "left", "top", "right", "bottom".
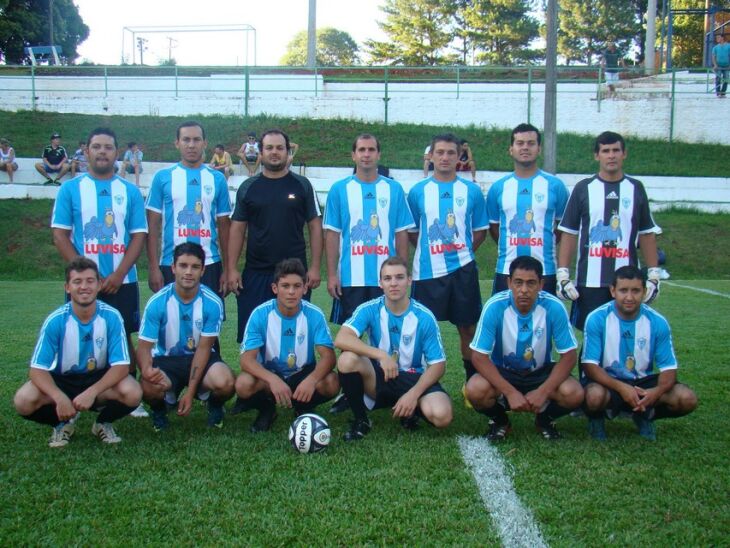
{"left": 1, "top": 71, "right": 726, "bottom": 143}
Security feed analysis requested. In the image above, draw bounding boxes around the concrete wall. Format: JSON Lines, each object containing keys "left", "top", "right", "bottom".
{"left": 0, "top": 72, "right": 726, "bottom": 144}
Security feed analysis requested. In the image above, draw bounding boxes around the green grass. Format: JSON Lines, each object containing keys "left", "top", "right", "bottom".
{"left": 1, "top": 279, "right": 729, "bottom": 544}
{"left": 1, "top": 110, "right": 728, "bottom": 176}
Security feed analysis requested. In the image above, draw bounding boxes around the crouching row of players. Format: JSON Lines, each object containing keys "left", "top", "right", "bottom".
{"left": 14, "top": 244, "right": 696, "bottom": 447}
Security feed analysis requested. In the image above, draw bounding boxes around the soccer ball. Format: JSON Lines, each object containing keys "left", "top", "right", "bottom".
{"left": 288, "top": 413, "right": 331, "bottom": 454}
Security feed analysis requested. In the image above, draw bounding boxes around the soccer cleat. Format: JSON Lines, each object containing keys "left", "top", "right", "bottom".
{"left": 249, "top": 405, "right": 277, "bottom": 433}
{"left": 329, "top": 392, "right": 349, "bottom": 415}
{"left": 400, "top": 414, "right": 420, "bottom": 431}
{"left": 92, "top": 422, "right": 122, "bottom": 444}
{"left": 485, "top": 419, "right": 512, "bottom": 442}
{"left": 632, "top": 413, "right": 657, "bottom": 441}
{"left": 130, "top": 403, "right": 149, "bottom": 418}
{"left": 207, "top": 401, "right": 225, "bottom": 429}
{"left": 535, "top": 419, "right": 562, "bottom": 440}
{"left": 588, "top": 417, "right": 607, "bottom": 441}
{"left": 48, "top": 421, "right": 75, "bottom": 448}
{"left": 228, "top": 397, "right": 253, "bottom": 416}
{"left": 343, "top": 418, "right": 372, "bottom": 442}
{"left": 151, "top": 408, "right": 170, "bottom": 432}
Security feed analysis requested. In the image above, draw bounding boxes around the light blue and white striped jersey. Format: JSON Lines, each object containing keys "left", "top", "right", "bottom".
{"left": 145, "top": 163, "right": 232, "bottom": 266}
{"left": 323, "top": 175, "right": 414, "bottom": 287}
{"left": 139, "top": 283, "right": 224, "bottom": 357}
{"left": 51, "top": 174, "right": 147, "bottom": 283}
{"left": 241, "top": 299, "right": 333, "bottom": 379}
{"left": 470, "top": 290, "right": 577, "bottom": 373}
{"left": 31, "top": 301, "right": 129, "bottom": 375}
{"left": 344, "top": 296, "right": 445, "bottom": 373}
{"left": 582, "top": 301, "right": 677, "bottom": 380}
{"left": 486, "top": 169, "right": 568, "bottom": 275}
{"left": 407, "top": 176, "right": 488, "bottom": 280}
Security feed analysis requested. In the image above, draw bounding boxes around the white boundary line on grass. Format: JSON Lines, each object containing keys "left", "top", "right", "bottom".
{"left": 663, "top": 281, "right": 730, "bottom": 299}
{"left": 458, "top": 436, "right": 548, "bottom": 548}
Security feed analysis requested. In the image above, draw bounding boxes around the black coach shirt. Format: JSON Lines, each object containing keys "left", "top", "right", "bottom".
{"left": 231, "top": 171, "right": 321, "bottom": 271}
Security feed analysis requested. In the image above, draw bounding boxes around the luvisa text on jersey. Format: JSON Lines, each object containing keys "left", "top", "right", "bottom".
{"left": 177, "top": 228, "right": 212, "bottom": 238}
{"left": 351, "top": 244, "right": 390, "bottom": 256}
{"left": 430, "top": 242, "right": 466, "bottom": 254}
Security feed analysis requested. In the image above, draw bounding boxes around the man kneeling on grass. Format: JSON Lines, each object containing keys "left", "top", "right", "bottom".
{"left": 467, "top": 255, "right": 583, "bottom": 441}
{"left": 137, "top": 242, "right": 235, "bottom": 431}
{"left": 235, "top": 258, "right": 339, "bottom": 433}
{"left": 14, "top": 257, "right": 142, "bottom": 447}
{"left": 335, "top": 256, "right": 452, "bottom": 441}
{"left": 582, "top": 265, "right": 697, "bottom": 441}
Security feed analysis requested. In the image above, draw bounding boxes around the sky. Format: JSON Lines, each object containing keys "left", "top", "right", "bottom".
{"left": 74, "top": 0, "right": 387, "bottom": 66}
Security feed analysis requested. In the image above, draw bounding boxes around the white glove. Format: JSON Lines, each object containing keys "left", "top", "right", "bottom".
{"left": 556, "top": 267, "right": 579, "bottom": 301}
{"left": 644, "top": 267, "right": 661, "bottom": 304}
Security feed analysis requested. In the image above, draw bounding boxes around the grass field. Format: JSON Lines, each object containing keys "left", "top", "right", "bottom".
{"left": 1, "top": 278, "right": 729, "bottom": 545}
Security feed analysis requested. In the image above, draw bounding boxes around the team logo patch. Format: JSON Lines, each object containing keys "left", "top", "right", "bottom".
{"left": 622, "top": 197, "right": 631, "bottom": 209}
{"left": 402, "top": 335, "right": 412, "bottom": 345}
{"left": 297, "top": 333, "right": 305, "bottom": 344}
{"left": 455, "top": 196, "right": 465, "bottom": 207}
{"left": 378, "top": 197, "right": 388, "bottom": 208}
{"left": 114, "top": 194, "right": 124, "bottom": 205}
{"left": 534, "top": 327, "right": 544, "bottom": 339}
{"left": 95, "top": 337, "right": 104, "bottom": 349}
{"left": 535, "top": 193, "right": 545, "bottom": 203}
{"left": 195, "top": 319, "right": 203, "bottom": 330}
{"left": 637, "top": 337, "right": 647, "bottom": 350}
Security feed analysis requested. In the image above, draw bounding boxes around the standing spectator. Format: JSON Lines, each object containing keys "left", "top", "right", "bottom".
{"left": 237, "top": 131, "right": 260, "bottom": 176}
{"left": 35, "top": 132, "right": 69, "bottom": 186}
{"left": 121, "top": 142, "right": 144, "bottom": 187}
{"left": 0, "top": 138, "right": 18, "bottom": 183}
{"left": 601, "top": 42, "right": 624, "bottom": 97}
{"left": 209, "top": 144, "right": 234, "bottom": 180}
{"left": 712, "top": 33, "right": 730, "bottom": 98}
{"left": 70, "top": 141, "right": 88, "bottom": 177}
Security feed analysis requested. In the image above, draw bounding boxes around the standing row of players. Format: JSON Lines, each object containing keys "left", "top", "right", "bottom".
{"left": 13, "top": 122, "right": 696, "bottom": 446}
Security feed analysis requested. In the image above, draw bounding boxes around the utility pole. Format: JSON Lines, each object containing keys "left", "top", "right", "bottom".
{"left": 136, "top": 37, "right": 148, "bottom": 65}
{"left": 543, "top": 0, "right": 558, "bottom": 174}
{"left": 307, "top": 0, "right": 317, "bottom": 68}
{"left": 646, "top": 0, "right": 657, "bottom": 74}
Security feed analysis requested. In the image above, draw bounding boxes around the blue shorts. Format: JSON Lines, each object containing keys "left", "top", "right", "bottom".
{"left": 411, "top": 261, "right": 482, "bottom": 326}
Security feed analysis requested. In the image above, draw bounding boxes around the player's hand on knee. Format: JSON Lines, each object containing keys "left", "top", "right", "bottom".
{"left": 556, "top": 268, "right": 579, "bottom": 301}
{"left": 644, "top": 267, "right": 661, "bottom": 304}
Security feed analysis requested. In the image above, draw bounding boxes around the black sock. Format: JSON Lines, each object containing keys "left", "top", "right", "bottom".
{"left": 97, "top": 401, "right": 136, "bottom": 423}
{"left": 538, "top": 402, "right": 572, "bottom": 424}
{"left": 22, "top": 404, "right": 60, "bottom": 426}
{"left": 339, "top": 372, "right": 368, "bottom": 421}
{"left": 479, "top": 402, "right": 508, "bottom": 424}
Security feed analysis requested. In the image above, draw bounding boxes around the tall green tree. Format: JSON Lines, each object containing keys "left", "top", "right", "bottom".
{"left": 556, "top": 0, "right": 641, "bottom": 64}
{"left": 280, "top": 27, "right": 359, "bottom": 66}
{"left": 365, "top": 0, "right": 454, "bottom": 65}
{"left": 463, "top": 0, "right": 540, "bottom": 64}
{"left": 0, "top": 0, "right": 89, "bottom": 64}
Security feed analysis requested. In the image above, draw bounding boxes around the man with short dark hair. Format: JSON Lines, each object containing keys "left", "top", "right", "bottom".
{"left": 335, "top": 256, "right": 452, "bottom": 441}
{"left": 14, "top": 257, "right": 142, "bottom": 447}
{"left": 582, "top": 265, "right": 697, "bottom": 441}
{"left": 146, "top": 121, "right": 232, "bottom": 298}
{"left": 235, "top": 258, "right": 338, "bottom": 432}
{"left": 557, "top": 131, "right": 662, "bottom": 331}
{"left": 487, "top": 123, "right": 569, "bottom": 296}
{"left": 467, "top": 256, "right": 583, "bottom": 440}
{"left": 137, "top": 242, "right": 235, "bottom": 431}
{"left": 35, "top": 132, "right": 69, "bottom": 186}
{"left": 407, "top": 133, "right": 488, "bottom": 382}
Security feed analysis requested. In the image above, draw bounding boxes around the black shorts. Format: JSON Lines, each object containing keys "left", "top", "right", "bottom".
{"left": 494, "top": 363, "right": 555, "bottom": 398}
{"left": 411, "top": 261, "right": 482, "bottom": 325}
{"left": 492, "top": 273, "right": 557, "bottom": 297}
{"left": 236, "top": 268, "right": 312, "bottom": 342}
{"left": 367, "top": 361, "right": 446, "bottom": 410}
{"left": 330, "top": 286, "right": 383, "bottom": 325}
{"left": 152, "top": 352, "right": 225, "bottom": 404}
{"left": 570, "top": 286, "right": 612, "bottom": 331}
{"left": 66, "top": 282, "right": 140, "bottom": 333}
{"left": 161, "top": 261, "right": 224, "bottom": 299}
{"left": 51, "top": 369, "right": 110, "bottom": 410}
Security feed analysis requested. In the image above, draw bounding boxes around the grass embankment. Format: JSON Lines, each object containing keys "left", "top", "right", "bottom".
{"left": 0, "top": 110, "right": 727, "bottom": 176}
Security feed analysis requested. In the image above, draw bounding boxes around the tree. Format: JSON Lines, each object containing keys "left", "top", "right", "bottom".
{"left": 0, "top": 0, "right": 89, "bottom": 64}
{"left": 365, "top": 0, "right": 454, "bottom": 65}
{"left": 556, "top": 0, "right": 641, "bottom": 64}
{"left": 463, "top": 0, "right": 540, "bottom": 64}
{"left": 281, "top": 27, "right": 359, "bottom": 66}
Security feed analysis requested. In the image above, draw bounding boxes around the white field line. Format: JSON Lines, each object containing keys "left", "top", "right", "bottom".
{"left": 458, "top": 436, "right": 548, "bottom": 548}
{"left": 663, "top": 281, "right": 730, "bottom": 299}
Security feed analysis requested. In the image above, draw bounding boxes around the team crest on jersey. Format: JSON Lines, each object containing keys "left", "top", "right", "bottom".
{"left": 95, "top": 337, "right": 104, "bottom": 349}
{"left": 622, "top": 197, "right": 631, "bottom": 209}
{"left": 402, "top": 334, "right": 412, "bottom": 345}
{"left": 378, "top": 197, "right": 388, "bottom": 208}
{"left": 86, "top": 356, "right": 97, "bottom": 371}
{"left": 195, "top": 319, "right": 203, "bottom": 330}
{"left": 114, "top": 194, "right": 124, "bottom": 205}
{"left": 535, "top": 193, "right": 545, "bottom": 203}
{"left": 455, "top": 196, "right": 465, "bottom": 207}
{"left": 534, "top": 327, "right": 544, "bottom": 340}
{"left": 637, "top": 337, "right": 647, "bottom": 350}
{"left": 297, "top": 333, "right": 305, "bottom": 344}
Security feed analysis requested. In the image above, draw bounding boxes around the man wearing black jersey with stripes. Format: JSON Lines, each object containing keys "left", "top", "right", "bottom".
{"left": 556, "top": 131, "right": 661, "bottom": 330}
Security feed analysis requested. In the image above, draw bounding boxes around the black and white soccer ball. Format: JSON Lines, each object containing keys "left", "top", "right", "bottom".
{"left": 288, "top": 413, "right": 331, "bottom": 454}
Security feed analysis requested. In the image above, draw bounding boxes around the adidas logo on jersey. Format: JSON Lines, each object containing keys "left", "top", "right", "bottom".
{"left": 284, "top": 328, "right": 295, "bottom": 336}
{"left": 606, "top": 191, "right": 619, "bottom": 200}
